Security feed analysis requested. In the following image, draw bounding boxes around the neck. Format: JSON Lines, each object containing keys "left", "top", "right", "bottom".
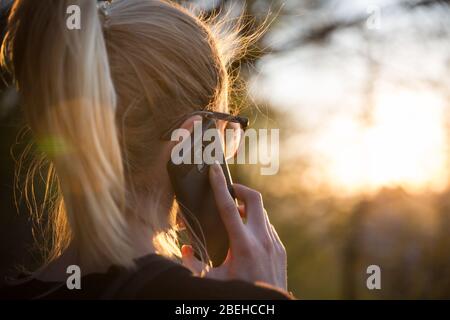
{"left": 127, "top": 213, "right": 157, "bottom": 258}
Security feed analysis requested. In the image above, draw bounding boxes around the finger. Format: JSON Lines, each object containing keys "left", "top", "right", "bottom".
{"left": 263, "top": 209, "right": 276, "bottom": 243}
{"left": 181, "top": 245, "right": 206, "bottom": 276}
{"left": 261, "top": 210, "right": 282, "bottom": 249}
{"left": 232, "top": 184, "right": 267, "bottom": 231}
{"left": 269, "top": 222, "right": 280, "bottom": 245}
{"left": 270, "top": 224, "right": 286, "bottom": 253}
{"left": 209, "top": 162, "right": 245, "bottom": 242}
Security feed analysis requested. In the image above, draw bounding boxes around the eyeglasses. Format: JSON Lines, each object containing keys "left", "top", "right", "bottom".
{"left": 160, "top": 110, "right": 249, "bottom": 160}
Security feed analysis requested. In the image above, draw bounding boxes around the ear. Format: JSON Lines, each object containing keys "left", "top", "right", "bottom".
{"left": 177, "top": 115, "right": 203, "bottom": 133}
{"left": 160, "top": 115, "right": 203, "bottom": 161}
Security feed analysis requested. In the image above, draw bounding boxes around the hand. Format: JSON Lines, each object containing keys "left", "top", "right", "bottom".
{"left": 181, "top": 162, "right": 287, "bottom": 291}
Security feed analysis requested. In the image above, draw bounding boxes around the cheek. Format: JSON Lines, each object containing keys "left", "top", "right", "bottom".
{"left": 174, "top": 213, "right": 186, "bottom": 231}
{"left": 169, "top": 200, "right": 180, "bottom": 228}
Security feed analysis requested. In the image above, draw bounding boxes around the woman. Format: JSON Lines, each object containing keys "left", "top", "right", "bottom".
{"left": 0, "top": 0, "right": 290, "bottom": 299}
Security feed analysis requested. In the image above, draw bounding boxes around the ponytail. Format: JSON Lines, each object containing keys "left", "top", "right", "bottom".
{"left": 1, "top": 1, "right": 134, "bottom": 268}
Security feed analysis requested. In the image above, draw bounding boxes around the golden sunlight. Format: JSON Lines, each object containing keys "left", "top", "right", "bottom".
{"left": 312, "top": 89, "right": 449, "bottom": 195}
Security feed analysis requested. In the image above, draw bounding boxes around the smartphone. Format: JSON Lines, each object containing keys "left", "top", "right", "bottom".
{"left": 167, "top": 118, "right": 234, "bottom": 266}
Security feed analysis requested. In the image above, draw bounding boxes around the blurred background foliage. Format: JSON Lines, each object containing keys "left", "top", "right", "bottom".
{"left": 1, "top": 0, "right": 450, "bottom": 299}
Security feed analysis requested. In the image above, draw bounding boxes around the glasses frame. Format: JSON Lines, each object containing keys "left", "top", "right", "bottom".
{"left": 160, "top": 110, "right": 249, "bottom": 141}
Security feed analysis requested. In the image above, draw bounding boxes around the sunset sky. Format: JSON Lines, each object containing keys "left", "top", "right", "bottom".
{"left": 250, "top": 0, "right": 450, "bottom": 195}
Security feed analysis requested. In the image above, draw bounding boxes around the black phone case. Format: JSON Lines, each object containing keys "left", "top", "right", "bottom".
{"left": 167, "top": 119, "right": 234, "bottom": 266}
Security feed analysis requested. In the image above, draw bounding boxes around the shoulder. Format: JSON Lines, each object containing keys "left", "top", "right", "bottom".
{"left": 0, "top": 255, "right": 293, "bottom": 300}
{"left": 0, "top": 275, "right": 53, "bottom": 299}
{"left": 135, "top": 257, "right": 292, "bottom": 300}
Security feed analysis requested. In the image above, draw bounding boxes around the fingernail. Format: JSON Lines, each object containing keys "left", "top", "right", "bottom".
{"left": 215, "top": 159, "right": 222, "bottom": 169}
{"left": 181, "top": 245, "right": 192, "bottom": 256}
{"left": 211, "top": 160, "right": 221, "bottom": 174}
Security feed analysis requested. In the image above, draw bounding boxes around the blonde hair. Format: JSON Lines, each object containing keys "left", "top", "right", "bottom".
{"left": 1, "top": 0, "right": 247, "bottom": 270}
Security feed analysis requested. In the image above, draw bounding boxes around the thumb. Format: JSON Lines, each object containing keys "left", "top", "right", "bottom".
{"left": 181, "top": 245, "right": 206, "bottom": 276}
